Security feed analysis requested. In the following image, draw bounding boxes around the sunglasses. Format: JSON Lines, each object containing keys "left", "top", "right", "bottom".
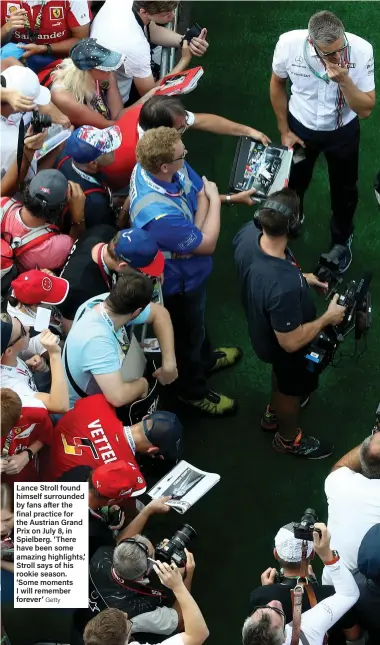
{"left": 314, "top": 36, "right": 348, "bottom": 59}
{"left": 253, "top": 605, "right": 286, "bottom": 626}
{"left": 172, "top": 148, "right": 188, "bottom": 162}
{"left": 5, "top": 316, "right": 27, "bottom": 349}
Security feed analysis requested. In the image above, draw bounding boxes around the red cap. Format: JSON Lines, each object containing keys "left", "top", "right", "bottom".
{"left": 11, "top": 270, "right": 69, "bottom": 306}
{"left": 93, "top": 460, "right": 146, "bottom": 499}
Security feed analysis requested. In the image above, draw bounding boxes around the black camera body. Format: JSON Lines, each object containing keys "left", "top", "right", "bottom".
{"left": 305, "top": 274, "right": 372, "bottom": 373}
{"left": 293, "top": 508, "right": 318, "bottom": 542}
{"left": 182, "top": 22, "right": 202, "bottom": 43}
{"left": 30, "top": 109, "right": 52, "bottom": 134}
{"left": 156, "top": 524, "right": 197, "bottom": 568}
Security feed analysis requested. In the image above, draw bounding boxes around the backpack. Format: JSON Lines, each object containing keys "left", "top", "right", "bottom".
{"left": 0, "top": 197, "right": 60, "bottom": 259}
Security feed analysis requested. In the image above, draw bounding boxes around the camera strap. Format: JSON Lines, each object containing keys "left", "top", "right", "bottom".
{"left": 111, "top": 567, "right": 167, "bottom": 599}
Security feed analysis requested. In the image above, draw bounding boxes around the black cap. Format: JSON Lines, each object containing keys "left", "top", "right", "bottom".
{"left": 70, "top": 38, "right": 123, "bottom": 72}
{"left": 358, "top": 524, "right": 380, "bottom": 583}
{"left": 143, "top": 411, "right": 183, "bottom": 461}
{"left": 28, "top": 170, "right": 68, "bottom": 207}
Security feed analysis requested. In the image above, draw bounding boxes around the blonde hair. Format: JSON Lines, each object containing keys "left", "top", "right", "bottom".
{"left": 136, "top": 126, "right": 181, "bottom": 174}
{"left": 51, "top": 58, "right": 96, "bottom": 104}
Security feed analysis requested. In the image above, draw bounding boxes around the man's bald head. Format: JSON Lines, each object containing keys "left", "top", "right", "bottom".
{"left": 360, "top": 433, "right": 380, "bottom": 479}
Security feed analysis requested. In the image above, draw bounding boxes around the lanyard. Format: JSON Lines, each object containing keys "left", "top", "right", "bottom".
{"left": 71, "top": 162, "right": 113, "bottom": 206}
{"left": 99, "top": 303, "right": 130, "bottom": 353}
{"left": 2, "top": 429, "right": 14, "bottom": 458}
{"left": 22, "top": 1, "right": 45, "bottom": 42}
{"left": 96, "top": 244, "right": 113, "bottom": 290}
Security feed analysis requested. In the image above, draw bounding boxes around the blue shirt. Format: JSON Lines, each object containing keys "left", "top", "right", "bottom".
{"left": 64, "top": 292, "right": 151, "bottom": 408}
{"left": 130, "top": 162, "right": 212, "bottom": 295}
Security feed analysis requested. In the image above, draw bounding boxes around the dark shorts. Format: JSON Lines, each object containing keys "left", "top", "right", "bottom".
{"left": 272, "top": 350, "right": 319, "bottom": 397}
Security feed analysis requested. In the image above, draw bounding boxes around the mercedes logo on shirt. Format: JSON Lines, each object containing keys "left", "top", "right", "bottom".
{"left": 295, "top": 55, "right": 304, "bottom": 64}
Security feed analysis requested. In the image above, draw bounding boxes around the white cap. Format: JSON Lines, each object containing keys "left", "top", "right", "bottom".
{"left": 274, "top": 525, "right": 314, "bottom": 563}
{"left": 1, "top": 66, "right": 51, "bottom": 106}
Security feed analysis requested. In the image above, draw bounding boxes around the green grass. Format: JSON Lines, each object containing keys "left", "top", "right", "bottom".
{"left": 168, "top": 2, "right": 380, "bottom": 643}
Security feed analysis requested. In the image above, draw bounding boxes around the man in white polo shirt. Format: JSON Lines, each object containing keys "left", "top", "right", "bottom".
{"left": 324, "top": 428, "right": 380, "bottom": 571}
{"left": 270, "top": 10, "right": 375, "bottom": 273}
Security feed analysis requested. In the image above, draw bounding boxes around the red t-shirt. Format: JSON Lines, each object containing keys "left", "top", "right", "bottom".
{"left": 1, "top": 395, "right": 53, "bottom": 484}
{"left": 1, "top": 1, "right": 91, "bottom": 45}
{"left": 102, "top": 104, "right": 142, "bottom": 190}
{"left": 40, "top": 394, "right": 140, "bottom": 481}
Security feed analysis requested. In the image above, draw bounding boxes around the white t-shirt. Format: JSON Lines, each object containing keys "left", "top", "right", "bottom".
{"left": 325, "top": 466, "right": 380, "bottom": 570}
{"left": 130, "top": 635, "right": 183, "bottom": 645}
{"left": 0, "top": 358, "right": 38, "bottom": 399}
{"left": 272, "top": 29, "right": 375, "bottom": 130}
{"left": 0, "top": 114, "right": 36, "bottom": 182}
{"left": 91, "top": 0, "right": 152, "bottom": 103}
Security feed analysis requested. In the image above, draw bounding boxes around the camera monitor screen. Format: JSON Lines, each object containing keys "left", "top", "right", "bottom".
{"left": 229, "top": 137, "right": 293, "bottom": 199}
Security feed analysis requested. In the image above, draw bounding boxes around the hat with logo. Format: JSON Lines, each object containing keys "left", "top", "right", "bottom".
{"left": 28, "top": 169, "right": 68, "bottom": 207}
{"left": 65, "top": 125, "right": 122, "bottom": 164}
{"left": 143, "top": 411, "right": 183, "bottom": 461}
{"left": 114, "top": 228, "right": 165, "bottom": 277}
{"left": 0, "top": 316, "right": 13, "bottom": 355}
{"left": 11, "top": 270, "right": 69, "bottom": 306}
{"left": 93, "top": 460, "right": 146, "bottom": 499}
{"left": 70, "top": 38, "right": 123, "bottom": 72}
{"left": 274, "top": 523, "right": 314, "bottom": 562}
{"left": 358, "top": 524, "right": 380, "bottom": 583}
{"left": 1, "top": 65, "right": 50, "bottom": 106}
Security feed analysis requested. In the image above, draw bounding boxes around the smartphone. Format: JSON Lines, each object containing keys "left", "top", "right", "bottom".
{"left": 183, "top": 23, "right": 202, "bottom": 43}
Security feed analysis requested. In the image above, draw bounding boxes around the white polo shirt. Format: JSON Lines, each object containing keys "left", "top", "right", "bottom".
{"left": 272, "top": 29, "right": 375, "bottom": 131}
{"left": 91, "top": 0, "right": 152, "bottom": 103}
{"left": 325, "top": 466, "right": 380, "bottom": 570}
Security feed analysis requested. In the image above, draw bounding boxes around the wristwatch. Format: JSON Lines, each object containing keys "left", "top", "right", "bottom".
{"left": 324, "top": 550, "right": 340, "bottom": 566}
{"left": 21, "top": 448, "right": 34, "bottom": 462}
{"left": 44, "top": 44, "right": 53, "bottom": 56}
{"left": 225, "top": 194, "right": 233, "bottom": 205}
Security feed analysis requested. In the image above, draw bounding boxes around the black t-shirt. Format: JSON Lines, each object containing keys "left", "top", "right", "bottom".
{"left": 352, "top": 571, "right": 380, "bottom": 641}
{"left": 250, "top": 581, "right": 356, "bottom": 645}
{"left": 57, "top": 465, "right": 115, "bottom": 559}
{"left": 233, "top": 222, "right": 317, "bottom": 363}
{"left": 55, "top": 152, "right": 116, "bottom": 231}
{"left": 59, "top": 224, "right": 116, "bottom": 320}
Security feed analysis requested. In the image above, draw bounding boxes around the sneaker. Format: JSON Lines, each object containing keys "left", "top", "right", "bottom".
{"left": 209, "top": 347, "right": 243, "bottom": 373}
{"left": 178, "top": 389, "right": 237, "bottom": 416}
{"left": 327, "top": 243, "right": 352, "bottom": 274}
{"left": 272, "top": 430, "right": 334, "bottom": 459}
{"left": 299, "top": 212, "right": 305, "bottom": 225}
{"left": 260, "top": 396, "right": 310, "bottom": 432}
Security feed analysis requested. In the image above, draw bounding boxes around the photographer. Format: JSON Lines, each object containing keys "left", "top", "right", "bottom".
{"left": 324, "top": 429, "right": 380, "bottom": 570}
{"left": 242, "top": 523, "right": 359, "bottom": 645}
{"left": 249, "top": 521, "right": 359, "bottom": 644}
{"left": 83, "top": 562, "right": 209, "bottom": 645}
{"left": 73, "top": 526, "right": 196, "bottom": 642}
{"left": 233, "top": 188, "right": 346, "bottom": 459}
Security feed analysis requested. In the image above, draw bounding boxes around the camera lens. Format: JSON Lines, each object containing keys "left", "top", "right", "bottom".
{"left": 172, "top": 524, "right": 197, "bottom": 548}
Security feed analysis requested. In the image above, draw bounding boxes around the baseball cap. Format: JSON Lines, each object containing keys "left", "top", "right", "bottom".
{"left": 143, "top": 411, "right": 183, "bottom": 461}
{"left": 11, "top": 270, "right": 69, "bottom": 306}
{"left": 358, "top": 524, "right": 380, "bottom": 583}
{"left": 65, "top": 125, "right": 122, "bottom": 164}
{"left": 114, "top": 229, "right": 165, "bottom": 277}
{"left": 0, "top": 317, "right": 13, "bottom": 355}
{"left": 1, "top": 65, "right": 50, "bottom": 106}
{"left": 28, "top": 169, "right": 68, "bottom": 207}
{"left": 92, "top": 460, "right": 146, "bottom": 499}
{"left": 70, "top": 38, "right": 123, "bottom": 72}
{"left": 274, "top": 523, "right": 314, "bottom": 562}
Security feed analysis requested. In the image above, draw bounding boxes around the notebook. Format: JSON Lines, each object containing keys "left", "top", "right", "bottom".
{"left": 156, "top": 66, "right": 204, "bottom": 96}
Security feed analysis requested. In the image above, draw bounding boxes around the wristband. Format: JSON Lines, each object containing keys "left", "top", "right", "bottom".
{"left": 323, "top": 550, "right": 340, "bottom": 566}
{"left": 21, "top": 448, "right": 34, "bottom": 462}
{"left": 44, "top": 44, "right": 53, "bottom": 56}
{"left": 225, "top": 194, "right": 233, "bottom": 206}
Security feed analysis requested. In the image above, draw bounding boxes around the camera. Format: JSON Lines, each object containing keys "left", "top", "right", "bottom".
{"left": 293, "top": 508, "right": 318, "bottom": 542}
{"left": 156, "top": 524, "right": 197, "bottom": 568}
{"left": 182, "top": 22, "right": 202, "bottom": 44}
{"left": 30, "top": 109, "right": 52, "bottom": 134}
{"left": 107, "top": 507, "right": 122, "bottom": 527}
{"left": 305, "top": 274, "right": 372, "bottom": 373}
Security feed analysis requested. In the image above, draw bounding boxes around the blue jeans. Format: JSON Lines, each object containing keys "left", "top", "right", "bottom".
{"left": 164, "top": 281, "right": 215, "bottom": 399}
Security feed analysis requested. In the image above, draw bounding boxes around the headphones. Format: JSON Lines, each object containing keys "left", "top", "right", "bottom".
{"left": 119, "top": 537, "right": 151, "bottom": 578}
{"left": 254, "top": 199, "right": 301, "bottom": 237}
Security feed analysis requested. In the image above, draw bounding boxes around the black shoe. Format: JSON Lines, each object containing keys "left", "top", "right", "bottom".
{"left": 325, "top": 242, "right": 352, "bottom": 274}
{"left": 272, "top": 430, "right": 334, "bottom": 459}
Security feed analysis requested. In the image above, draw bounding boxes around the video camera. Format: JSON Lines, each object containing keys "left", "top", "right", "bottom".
{"left": 156, "top": 524, "right": 197, "bottom": 568}
{"left": 305, "top": 272, "right": 372, "bottom": 373}
{"left": 30, "top": 109, "right": 52, "bottom": 134}
{"left": 293, "top": 508, "right": 318, "bottom": 542}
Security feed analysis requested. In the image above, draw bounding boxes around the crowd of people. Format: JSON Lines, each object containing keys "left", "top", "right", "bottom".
{"left": 0, "top": 2, "right": 379, "bottom": 645}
